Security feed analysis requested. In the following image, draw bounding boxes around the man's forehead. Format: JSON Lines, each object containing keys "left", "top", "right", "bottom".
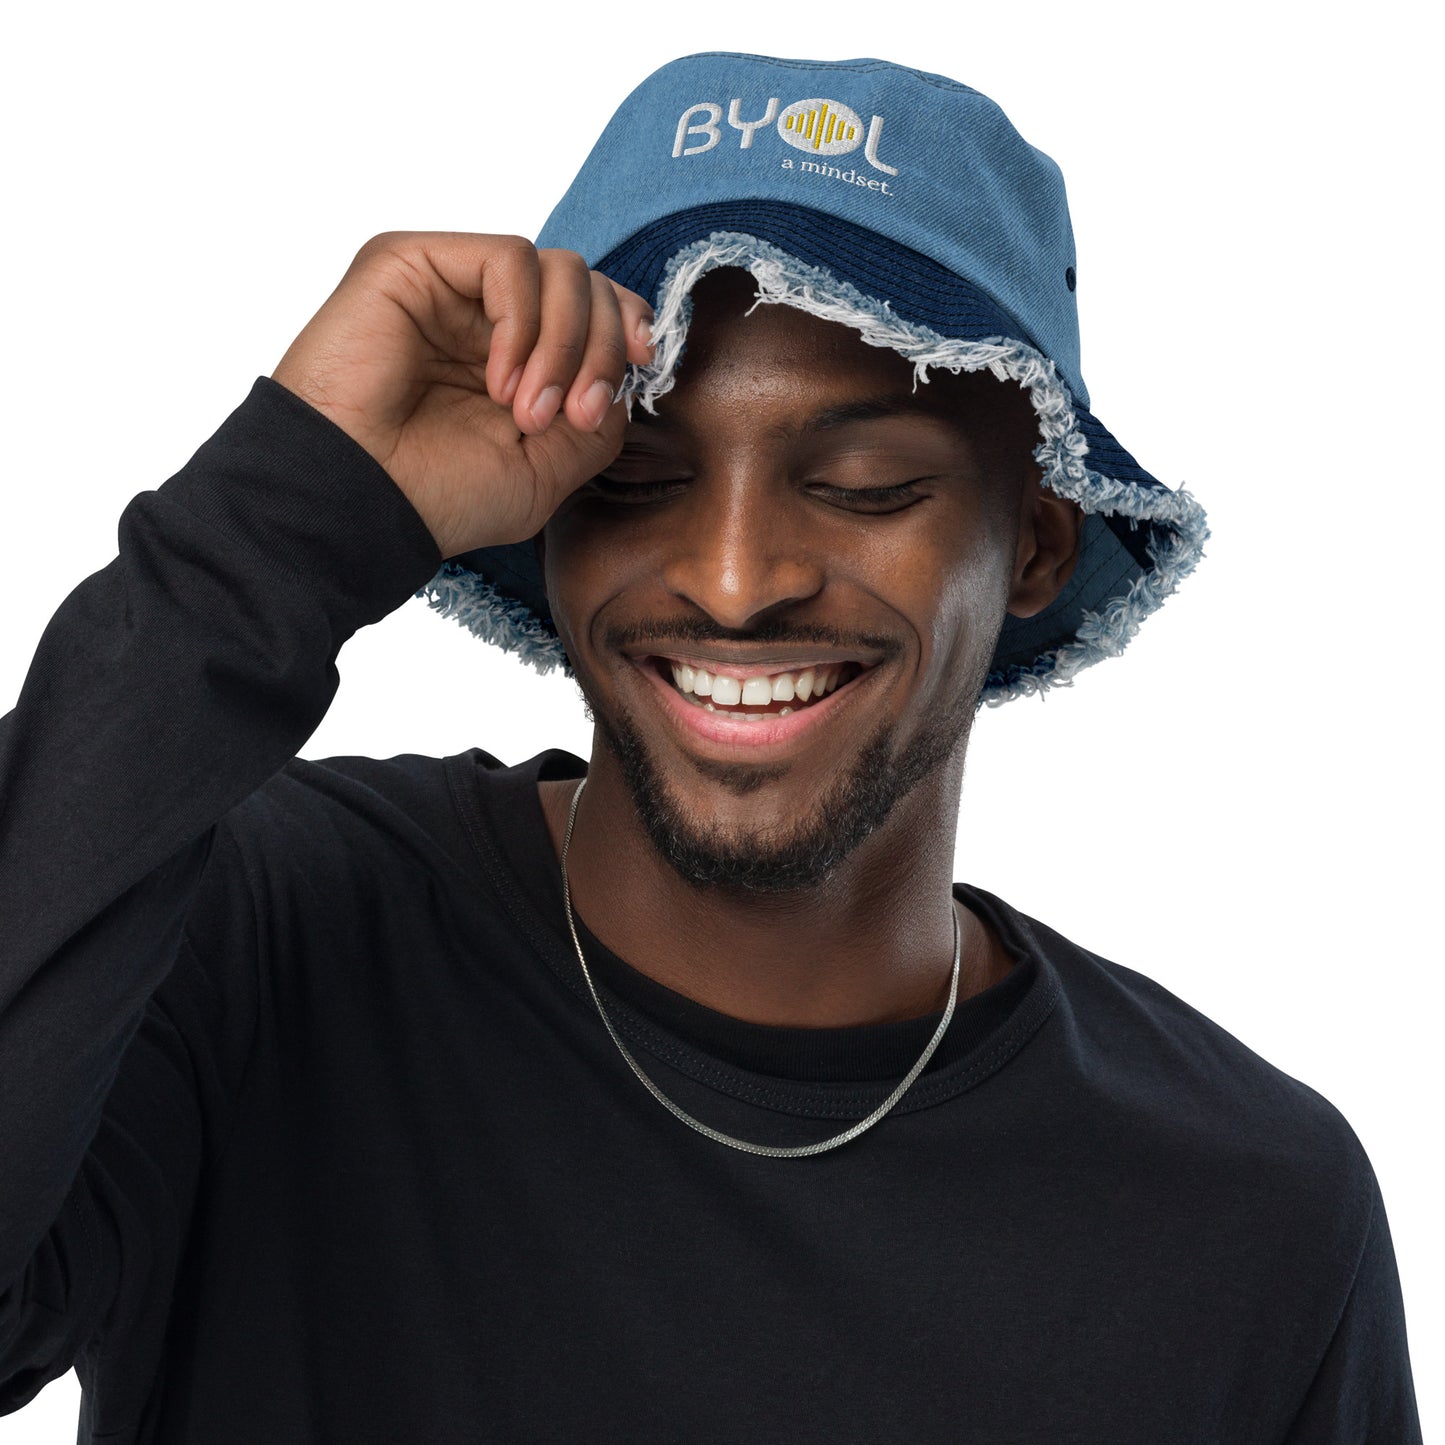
{"left": 628, "top": 390, "right": 994, "bottom": 441}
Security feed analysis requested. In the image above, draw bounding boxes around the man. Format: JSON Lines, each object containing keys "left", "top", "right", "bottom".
{"left": 0, "top": 51, "right": 1419, "bottom": 1442}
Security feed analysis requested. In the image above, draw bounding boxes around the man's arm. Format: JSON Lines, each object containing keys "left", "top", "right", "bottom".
{"left": 0, "top": 378, "right": 448, "bottom": 1406}
{"left": 0, "top": 234, "right": 652, "bottom": 1405}
{"left": 1280, "top": 1168, "right": 1421, "bottom": 1443}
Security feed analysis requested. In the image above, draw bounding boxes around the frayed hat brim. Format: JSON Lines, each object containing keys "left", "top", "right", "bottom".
{"left": 416, "top": 213, "right": 1207, "bottom": 707}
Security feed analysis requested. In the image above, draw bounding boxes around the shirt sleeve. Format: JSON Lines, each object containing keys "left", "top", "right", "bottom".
{"left": 0, "top": 378, "right": 442, "bottom": 1409}
{"left": 1280, "top": 1169, "right": 1422, "bottom": 1444}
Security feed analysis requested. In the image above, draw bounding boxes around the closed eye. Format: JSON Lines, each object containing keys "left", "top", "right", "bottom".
{"left": 583, "top": 476, "right": 934, "bottom": 511}
{"left": 585, "top": 475, "right": 688, "bottom": 503}
{"left": 806, "top": 480, "right": 931, "bottom": 513}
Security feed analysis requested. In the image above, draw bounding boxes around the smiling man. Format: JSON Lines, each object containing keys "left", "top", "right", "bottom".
{"left": 0, "top": 52, "right": 1420, "bottom": 1444}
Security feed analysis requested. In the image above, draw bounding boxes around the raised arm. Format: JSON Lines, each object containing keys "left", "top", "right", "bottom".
{"left": 0, "top": 233, "right": 651, "bottom": 1407}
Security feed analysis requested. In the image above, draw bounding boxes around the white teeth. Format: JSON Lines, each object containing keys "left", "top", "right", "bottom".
{"left": 778, "top": 706, "right": 793, "bottom": 716}
{"left": 665, "top": 659, "right": 857, "bottom": 708}
{"left": 710, "top": 676, "right": 743, "bottom": 706}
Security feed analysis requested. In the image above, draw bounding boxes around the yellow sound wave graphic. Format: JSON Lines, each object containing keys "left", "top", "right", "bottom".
{"left": 783, "top": 104, "right": 858, "bottom": 150}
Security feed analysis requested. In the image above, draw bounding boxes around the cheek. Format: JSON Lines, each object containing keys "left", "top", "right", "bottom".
{"left": 540, "top": 509, "right": 662, "bottom": 658}
{"left": 910, "top": 524, "right": 1017, "bottom": 683}
{"left": 539, "top": 513, "right": 593, "bottom": 659}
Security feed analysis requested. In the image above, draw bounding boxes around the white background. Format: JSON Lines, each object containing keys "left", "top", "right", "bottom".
{"left": 2, "top": 0, "right": 1438, "bottom": 1437}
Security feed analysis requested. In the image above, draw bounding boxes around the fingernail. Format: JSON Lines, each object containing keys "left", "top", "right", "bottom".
{"left": 530, "top": 386, "right": 562, "bottom": 430}
{"left": 635, "top": 316, "right": 654, "bottom": 347}
{"left": 581, "top": 380, "right": 614, "bottom": 431}
{"left": 502, "top": 366, "right": 524, "bottom": 403}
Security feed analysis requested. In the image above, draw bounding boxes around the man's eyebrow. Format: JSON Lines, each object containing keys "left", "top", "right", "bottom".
{"left": 805, "top": 397, "right": 938, "bottom": 431}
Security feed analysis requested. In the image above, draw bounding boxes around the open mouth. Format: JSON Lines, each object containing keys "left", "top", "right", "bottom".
{"left": 650, "top": 657, "right": 866, "bottom": 721}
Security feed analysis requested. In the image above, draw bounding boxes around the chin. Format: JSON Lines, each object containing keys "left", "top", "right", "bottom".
{"left": 594, "top": 688, "right": 976, "bottom": 896}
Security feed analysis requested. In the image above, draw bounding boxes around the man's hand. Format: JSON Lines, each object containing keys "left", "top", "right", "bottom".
{"left": 271, "top": 232, "right": 655, "bottom": 559}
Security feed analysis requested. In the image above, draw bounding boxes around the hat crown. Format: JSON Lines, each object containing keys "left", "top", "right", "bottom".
{"left": 536, "top": 51, "right": 1086, "bottom": 403}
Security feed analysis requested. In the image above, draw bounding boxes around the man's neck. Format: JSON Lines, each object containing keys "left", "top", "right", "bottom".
{"left": 536, "top": 753, "right": 1012, "bottom": 1030}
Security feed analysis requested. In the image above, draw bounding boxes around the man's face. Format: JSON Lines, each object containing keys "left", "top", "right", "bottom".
{"left": 541, "top": 267, "right": 1046, "bottom": 892}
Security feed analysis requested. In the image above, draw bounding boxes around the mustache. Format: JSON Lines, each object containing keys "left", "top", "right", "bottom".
{"left": 602, "top": 617, "right": 902, "bottom": 659}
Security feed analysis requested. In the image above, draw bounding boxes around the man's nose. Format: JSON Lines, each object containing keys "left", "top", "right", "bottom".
{"left": 659, "top": 477, "right": 825, "bottom": 631}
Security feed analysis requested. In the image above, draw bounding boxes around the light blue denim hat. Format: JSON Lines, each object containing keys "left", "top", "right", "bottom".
{"left": 417, "top": 52, "right": 1209, "bottom": 704}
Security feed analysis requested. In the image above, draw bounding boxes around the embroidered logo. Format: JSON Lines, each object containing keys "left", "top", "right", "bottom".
{"left": 777, "top": 99, "right": 863, "bottom": 154}
{"left": 672, "top": 95, "right": 899, "bottom": 178}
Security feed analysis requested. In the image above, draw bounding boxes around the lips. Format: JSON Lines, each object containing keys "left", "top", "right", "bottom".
{"left": 630, "top": 651, "right": 878, "bottom": 751}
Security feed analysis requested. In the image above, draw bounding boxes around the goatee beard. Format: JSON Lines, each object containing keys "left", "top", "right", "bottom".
{"left": 588, "top": 683, "right": 981, "bottom": 896}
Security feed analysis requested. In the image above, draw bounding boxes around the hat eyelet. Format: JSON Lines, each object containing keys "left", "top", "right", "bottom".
{"left": 1065, "top": 265, "right": 1077, "bottom": 292}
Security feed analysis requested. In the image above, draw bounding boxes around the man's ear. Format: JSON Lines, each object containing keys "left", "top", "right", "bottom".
{"left": 1007, "top": 487, "right": 1085, "bottom": 619}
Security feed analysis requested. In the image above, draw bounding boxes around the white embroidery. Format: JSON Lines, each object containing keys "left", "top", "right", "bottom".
{"left": 672, "top": 103, "right": 722, "bottom": 158}
{"left": 727, "top": 96, "right": 779, "bottom": 149}
{"left": 864, "top": 116, "right": 898, "bottom": 176}
{"left": 672, "top": 96, "right": 901, "bottom": 178}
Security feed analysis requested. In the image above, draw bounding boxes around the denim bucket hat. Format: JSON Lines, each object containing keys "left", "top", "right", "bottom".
{"left": 417, "top": 52, "right": 1209, "bottom": 705}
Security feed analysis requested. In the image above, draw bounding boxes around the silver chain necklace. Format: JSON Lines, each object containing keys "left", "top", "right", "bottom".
{"left": 559, "top": 776, "right": 962, "bottom": 1158}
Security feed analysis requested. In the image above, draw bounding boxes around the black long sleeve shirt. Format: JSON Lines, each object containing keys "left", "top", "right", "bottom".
{"left": 0, "top": 380, "right": 1421, "bottom": 1442}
